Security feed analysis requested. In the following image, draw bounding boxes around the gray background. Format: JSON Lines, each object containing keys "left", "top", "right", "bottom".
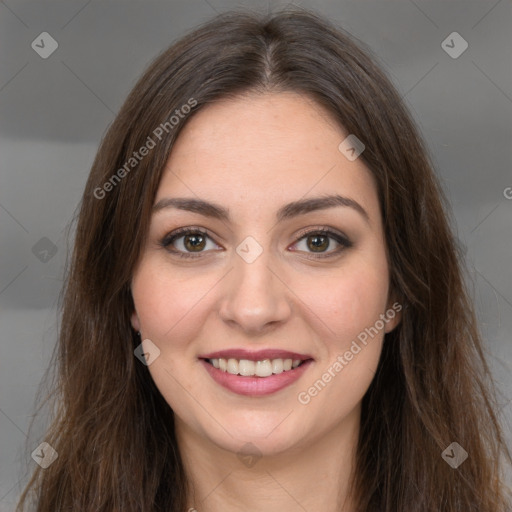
{"left": 1, "top": 0, "right": 511, "bottom": 509}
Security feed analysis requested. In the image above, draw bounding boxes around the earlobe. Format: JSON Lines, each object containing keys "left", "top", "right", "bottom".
{"left": 384, "top": 299, "right": 403, "bottom": 334}
{"left": 131, "top": 310, "right": 141, "bottom": 332}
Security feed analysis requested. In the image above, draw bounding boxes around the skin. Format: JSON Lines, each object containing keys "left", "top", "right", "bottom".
{"left": 130, "top": 91, "right": 401, "bottom": 512}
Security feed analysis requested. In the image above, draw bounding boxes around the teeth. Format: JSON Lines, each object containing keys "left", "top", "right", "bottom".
{"left": 209, "top": 357, "right": 306, "bottom": 377}
{"left": 239, "top": 359, "right": 255, "bottom": 376}
{"left": 272, "top": 359, "right": 284, "bottom": 374}
{"left": 255, "top": 360, "right": 273, "bottom": 377}
{"left": 227, "top": 358, "right": 239, "bottom": 375}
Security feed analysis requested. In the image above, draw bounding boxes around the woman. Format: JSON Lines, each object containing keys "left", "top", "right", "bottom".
{"left": 17, "top": 8, "right": 511, "bottom": 512}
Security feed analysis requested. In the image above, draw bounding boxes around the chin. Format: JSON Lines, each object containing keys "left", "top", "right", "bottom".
{"left": 199, "top": 412, "right": 309, "bottom": 458}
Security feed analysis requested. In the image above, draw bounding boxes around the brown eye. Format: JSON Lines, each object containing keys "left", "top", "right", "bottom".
{"left": 160, "top": 228, "right": 219, "bottom": 258}
{"left": 292, "top": 228, "right": 352, "bottom": 258}
{"left": 306, "top": 233, "right": 330, "bottom": 252}
{"left": 182, "top": 233, "right": 206, "bottom": 252}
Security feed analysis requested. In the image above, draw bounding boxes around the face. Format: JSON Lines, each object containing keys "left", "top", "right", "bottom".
{"left": 130, "top": 92, "right": 401, "bottom": 457}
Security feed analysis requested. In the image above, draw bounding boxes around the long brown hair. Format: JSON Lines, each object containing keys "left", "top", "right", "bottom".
{"left": 17, "top": 8, "right": 511, "bottom": 511}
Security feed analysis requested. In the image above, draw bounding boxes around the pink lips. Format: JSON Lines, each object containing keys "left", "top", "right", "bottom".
{"left": 198, "top": 348, "right": 314, "bottom": 397}
{"left": 198, "top": 348, "right": 313, "bottom": 361}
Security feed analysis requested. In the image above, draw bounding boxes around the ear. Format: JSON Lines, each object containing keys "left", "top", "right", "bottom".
{"left": 131, "top": 310, "right": 141, "bottom": 332}
{"left": 384, "top": 295, "right": 403, "bottom": 334}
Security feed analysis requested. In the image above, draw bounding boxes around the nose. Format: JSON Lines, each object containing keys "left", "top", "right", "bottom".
{"left": 218, "top": 247, "right": 292, "bottom": 335}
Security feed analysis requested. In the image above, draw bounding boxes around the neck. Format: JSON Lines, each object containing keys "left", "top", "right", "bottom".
{"left": 176, "top": 407, "right": 361, "bottom": 512}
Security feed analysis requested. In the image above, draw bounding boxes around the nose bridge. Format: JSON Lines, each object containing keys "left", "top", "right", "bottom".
{"left": 219, "top": 234, "right": 290, "bottom": 331}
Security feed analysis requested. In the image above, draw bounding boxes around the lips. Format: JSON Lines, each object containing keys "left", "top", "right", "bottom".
{"left": 198, "top": 348, "right": 313, "bottom": 361}
{"left": 198, "top": 348, "right": 314, "bottom": 396}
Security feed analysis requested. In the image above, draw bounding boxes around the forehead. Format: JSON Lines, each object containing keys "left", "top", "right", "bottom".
{"left": 155, "top": 92, "right": 379, "bottom": 224}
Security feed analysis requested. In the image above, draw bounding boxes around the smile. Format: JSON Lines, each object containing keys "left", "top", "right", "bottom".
{"left": 199, "top": 351, "right": 314, "bottom": 396}
{"left": 206, "top": 357, "right": 305, "bottom": 377}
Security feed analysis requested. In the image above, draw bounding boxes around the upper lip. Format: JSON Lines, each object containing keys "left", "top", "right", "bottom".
{"left": 199, "top": 349, "right": 314, "bottom": 361}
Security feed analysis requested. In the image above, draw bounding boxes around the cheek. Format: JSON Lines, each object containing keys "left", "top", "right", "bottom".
{"left": 296, "top": 269, "right": 389, "bottom": 419}
{"left": 131, "top": 259, "right": 210, "bottom": 344}
{"left": 304, "top": 262, "right": 390, "bottom": 347}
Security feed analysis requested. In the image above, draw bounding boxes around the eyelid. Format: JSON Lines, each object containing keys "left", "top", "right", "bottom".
{"left": 159, "top": 227, "right": 219, "bottom": 257}
{"left": 290, "top": 226, "right": 352, "bottom": 259}
{"left": 293, "top": 225, "right": 350, "bottom": 244}
{"left": 159, "top": 225, "right": 352, "bottom": 258}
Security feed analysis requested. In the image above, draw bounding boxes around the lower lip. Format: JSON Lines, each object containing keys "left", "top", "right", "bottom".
{"left": 200, "top": 359, "right": 313, "bottom": 396}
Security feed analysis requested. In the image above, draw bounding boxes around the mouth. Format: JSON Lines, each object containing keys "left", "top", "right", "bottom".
{"left": 198, "top": 349, "right": 314, "bottom": 396}
{"left": 202, "top": 356, "right": 312, "bottom": 377}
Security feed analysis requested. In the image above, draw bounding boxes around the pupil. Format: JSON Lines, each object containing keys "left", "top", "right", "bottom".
{"left": 185, "top": 234, "right": 205, "bottom": 251}
{"left": 309, "top": 235, "right": 328, "bottom": 252}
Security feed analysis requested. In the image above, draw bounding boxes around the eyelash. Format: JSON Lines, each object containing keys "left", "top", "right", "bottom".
{"left": 159, "top": 226, "right": 352, "bottom": 260}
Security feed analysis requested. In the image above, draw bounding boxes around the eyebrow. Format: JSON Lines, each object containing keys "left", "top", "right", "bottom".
{"left": 152, "top": 194, "right": 370, "bottom": 224}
